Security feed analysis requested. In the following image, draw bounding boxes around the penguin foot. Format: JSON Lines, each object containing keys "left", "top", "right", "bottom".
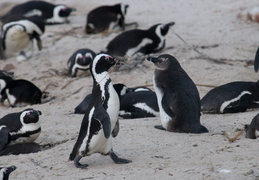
{"left": 74, "top": 156, "right": 88, "bottom": 169}
{"left": 109, "top": 151, "right": 132, "bottom": 164}
{"left": 154, "top": 125, "right": 166, "bottom": 131}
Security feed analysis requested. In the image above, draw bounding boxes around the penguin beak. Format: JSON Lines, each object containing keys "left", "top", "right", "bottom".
{"left": 167, "top": 22, "right": 175, "bottom": 27}
{"left": 147, "top": 56, "right": 160, "bottom": 63}
{"left": 5, "top": 166, "right": 16, "bottom": 174}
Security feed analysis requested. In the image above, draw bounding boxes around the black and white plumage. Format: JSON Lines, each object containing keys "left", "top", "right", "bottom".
{"left": 254, "top": 47, "right": 259, "bottom": 72}
{"left": 0, "top": 1, "right": 75, "bottom": 25}
{"left": 74, "top": 83, "right": 129, "bottom": 114}
{"left": 0, "top": 166, "right": 16, "bottom": 180}
{"left": 201, "top": 81, "right": 259, "bottom": 114}
{"left": 105, "top": 22, "right": 175, "bottom": 58}
{"left": 85, "top": 4, "right": 129, "bottom": 34}
{"left": 69, "top": 53, "right": 131, "bottom": 168}
{"left": 67, "top": 48, "right": 96, "bottom": 77}
{"left": 147, "top": 54, "right": 208, "bottom": 133}
{"left": 245, "top": 113, "right": 259, "bottom": 139}
{"left": 0, "top": 16, "right": 45, "bottom": 61}
{"left": 0, "top": 77, "right": 43, "bottom": 107}
{"left": 0, "top": 109, "right": 42, "bottom": 152}
{"left": 119, "top": 90, "right": 159, "bottom": 119}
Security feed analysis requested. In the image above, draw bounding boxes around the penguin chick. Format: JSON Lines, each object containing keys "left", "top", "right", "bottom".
{"left": 0, "top": 17, "right": 45, "bottom": 61}
{"left": 0, "top": 109, "right": 42, "bottom": 151}
{"left": 0, "top": 166, "right": 16, "bottom": 180}
{"left": 105, "top": 22, "right": 175, "bottom": 58}
{"left": 147, "top": 54, "right": 208, "bottom": 133}
{"left": 245, "top": 113, "right": 259, "bottom": 139}
{"left": 201, "top": 81, "right": 259, "bottom": 114}
{"left": 85, "top": 4, "right": 129, "bottom": 34}
{"left": 67, "top": 48, "right": 96, "bottom": 77}
{"left": 0, "top": 1, "right": 76, "bottom": 25}
{"left": 69, "top": 53, "right": 131, "bottom": 168}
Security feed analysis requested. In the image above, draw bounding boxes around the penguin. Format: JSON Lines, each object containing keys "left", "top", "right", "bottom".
{"left": 201, "top": 81, "right": 259, "bottom": 114}
{"left": 69, "top": 53, "right": 131, "bottom": 168}
{"left": 74, "top": 83, "right": 129, "bottom": 114}
{"left": 0, "top": 166, "right": 16, "bottom": 180}
{"left": 0, "top": 78, "right": 43, "bottom": 107}
{"left": 0, "top": 1, "right": 76, "bottom": 25}
{"left": 105, "top": 22, "right": 175, "bottom": 58}
{"left": 67, "top": 48, "right": 96, "bottom": 77}
{"left": 0, "top": 109, "right": 42, "bottom": 152}
{"left": 85, "top": 4, "right": 129, "bottom": 34}
{"left": 254, "top": 47, "right": 259, "bottom": 72}
{"left": 0, "top": 16, "right": 45, "bottom": 61}
{"left": 119, "top": 90, "right": 159, "bottom": 119}
{"left": 147, "top": 54, "right": 208, "bottom": 133}
{"left": 245, "top": 113, "right": 259, "bottom": 139}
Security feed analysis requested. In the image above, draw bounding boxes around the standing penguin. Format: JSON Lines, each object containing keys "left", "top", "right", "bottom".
{"left": 201, "top": 81, "right": 259, "bottom": 114}
{"left": 69, "top": 54, "right": 131, "bottom": 168}
{"left": 0, "top": 16, "right": 45, "bottom": 61}
{"left": 105, "top": 22, "right": 175, "bottom": 58}
{"left": 85, "top": 4, "right": 129, "bottom": 34}
{"left": 0, "top": 109, "right": 42, "bottom": 151}
{"left": 0, "top": 166, "right": 16, "bottom": 180}
{"left": 67, "top": 48, "right": 96, "bottom": 77}
{"left": 0, "top": 1, "right": 75, "bottom": 25}
{"left": 147, "top": 54, "right": 208, "bottom": 133}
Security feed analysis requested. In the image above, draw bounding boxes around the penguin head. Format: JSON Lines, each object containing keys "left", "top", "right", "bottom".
{"left": 0, "top": 166, "right": 16, "bottom": 180}
{"left": 150, "top": 22, "right": 175, "bottom": 36}
{"left": 76, "top": 52, "right": 94, "bottom": 66}
{"left": 147, "top": 54, "right": 179, "bottom": 70}
{"left": 21, "top": 109, "right": 42, "bottom": 124}
{"left": 56, "top": 5, "right": 76, "bottom": 18}
{"left": 119, "top": 4, "right": 129, "bottom": 16}
{"left": 113, "top": 83, "right": 129, "bottom": 97}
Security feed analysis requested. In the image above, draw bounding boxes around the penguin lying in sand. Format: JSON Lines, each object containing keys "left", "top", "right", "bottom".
{"left": 0, "top": 166, "right": 16, "bottom": 180}
{"left": 0, "top": 1, "right": 76, "bottom": 25}
{"left": 85, "top": 4, "right": 129, "bottom": 34}
{"left": 69, "top": 54, "right": 131, "bottom": 168}
{"left": 147, "top": 54, "right": 208, "bottom": 133}
{"left": 105, "top": 22, "right": 175, "bottom": 58}
{"left": 0, "top": 16, "right": 45, "bottom": 61}
{"left": 67, "top": 48, "right": 96, "bottom": 77}
{"left": 245, "top": 113, "right": 259, "bottom": 139}
{"left": 201, "top": 81, "right": 259, "bottom": 114}
{"left": 0, "top": 109, "right": 42, "bottom": 152}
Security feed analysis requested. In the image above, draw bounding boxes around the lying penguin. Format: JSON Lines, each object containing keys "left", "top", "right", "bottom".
{"left": 67, "top": 48, "right": 96, "bottom": 77}
{"left": 0, "top": 109, "right": 42, "bottom": 152}
{"left": 245, "top": 113, "right": 259, "bottom": 139}
{"left": 85, "top": 4, "right": 129, "bottom": 34}
{"left": 104, "top": 22, "right": 175, "bottom": 58}
{"left": 201, "top": 81, "right": 259, "bottom": 114}
{"left": 0, "top": 0, "right": 76, "bottom": 25}
{"left": 147, "top": 54, "right": 208, "bottom": 133}
{"left": 0, "top": 166, "right": 16, "bottom": 180}
{"left": 0, "top": 76, "right": 47, "bottom": 107}
{"left": 69, "top": 54, "right": 131, "bottom": 168}
{"left": 0, "top": 16, "right": 45, "bottom": 61}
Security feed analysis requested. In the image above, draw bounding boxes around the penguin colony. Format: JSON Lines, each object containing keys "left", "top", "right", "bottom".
{"left": 0, "top": 0, "right": 258, "bottom": 178}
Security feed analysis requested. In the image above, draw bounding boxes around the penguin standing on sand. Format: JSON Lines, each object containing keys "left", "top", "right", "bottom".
{"left": 85, "top": 4, "right": 129, "bottom": 34}
{"left": 201, "top": 81, "right": 259, "bottom": 114}
{"left": 67, "top": 48, "right": 96, "bottom": 77}
{"left": 0, "top": 109, "right": 42, "bottom": 151}
{"left": 105, "top": 22, "right": 175, "bottom": 58}
{"left": 0, "top": 166, "right": 16, "bottom": 180}
{"left": 0, "top": 16, "right": 45, "bottom": 61}
{"left": 69, "top": 54, "right": 131, "bottom": 168}
{"left": 147, "top": 54, "right": 208, "bottom": 133}
{"left": 0, "top": 1, "right": 75, "bottom": 25}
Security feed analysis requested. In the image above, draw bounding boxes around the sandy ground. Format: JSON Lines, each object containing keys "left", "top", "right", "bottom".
{"left": 0, "top": 0, "right": 258, "bottom": 179}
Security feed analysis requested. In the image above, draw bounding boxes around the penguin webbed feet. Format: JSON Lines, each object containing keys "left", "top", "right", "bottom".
{"left": 74, "top": 155, "right": 88, "bottom": 169}
{"left": 154, "top": 125, "right": 166, "bottom": 131}
{"left": 109, "top": 150, "right": 132, "bottom": 164}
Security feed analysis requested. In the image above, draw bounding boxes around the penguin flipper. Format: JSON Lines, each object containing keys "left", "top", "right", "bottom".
{"left": 112, "top": 120, "right": 119, "bottom": 138}
{"left": 223, "top": 93, "right": 253, "bottom": 113}
{"left": 94, "top": 106, "right": 111, "bottom": 139}
{"left": 0, "top": 127, "right": 11, "bottom": 151}
{"left": 254, "top": 47, "right": 259, "bottom": 72}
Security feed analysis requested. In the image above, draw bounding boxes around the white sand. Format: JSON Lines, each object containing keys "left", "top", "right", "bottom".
{"left": 0, "top": 0, "right": 258, "bottom": 179}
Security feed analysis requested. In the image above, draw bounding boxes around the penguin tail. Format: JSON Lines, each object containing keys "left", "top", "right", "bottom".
{"left": 69, "top": 152, "right": 76, "bottom": 161}
{"left": 198, "top": 125, "right": 209, "bottom": 133}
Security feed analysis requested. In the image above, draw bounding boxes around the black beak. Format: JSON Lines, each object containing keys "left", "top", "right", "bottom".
{"left": 6, "top": 165, "right": 16, "bottom": 174}
{"left": 167, "top": 22, "right": 175, "bottom": 26}
{"left": 147, "top": 56, "right": 160, "bottom": 63}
